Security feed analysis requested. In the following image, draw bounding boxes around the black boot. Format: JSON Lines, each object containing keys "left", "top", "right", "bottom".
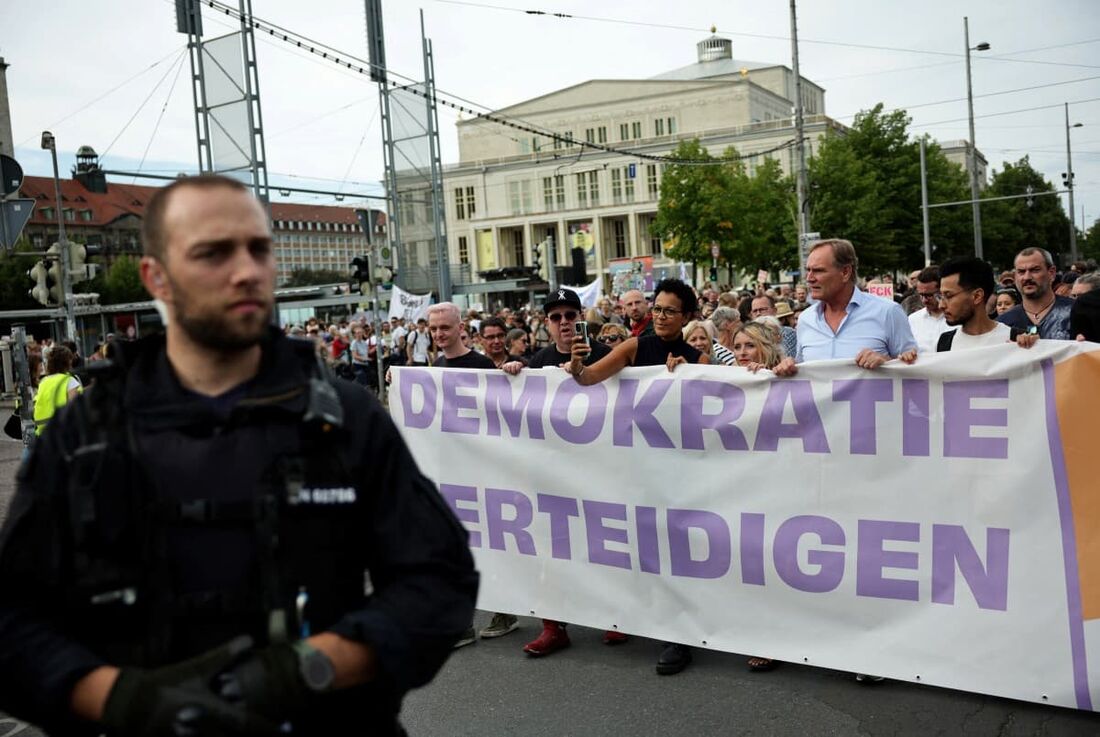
{"left": 656, "top": 642, "right": 693, "bottom": 675}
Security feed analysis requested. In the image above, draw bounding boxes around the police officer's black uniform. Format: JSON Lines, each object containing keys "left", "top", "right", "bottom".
{"left": 0, "top": 327, "right": 478, "bottom": 735}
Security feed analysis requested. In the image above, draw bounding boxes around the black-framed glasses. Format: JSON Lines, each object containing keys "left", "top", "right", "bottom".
{"left": 918, "top": 292, "right": 941, "bottom": 301}
{"left": 598, "top": 335, "right": 624, "bottom": 344}
{"left": 547, "top": 311, "right": 579, "bottom": 323}
{"left": 482, "top": 332, "right": 506, "bottom": 341}
{"left": 651, "top": 306, "right": 682, "bottom": 318}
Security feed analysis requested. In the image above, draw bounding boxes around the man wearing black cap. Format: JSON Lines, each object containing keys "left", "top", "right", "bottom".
{"left": 505, "top": 288, "right": 611, "bottom": 372}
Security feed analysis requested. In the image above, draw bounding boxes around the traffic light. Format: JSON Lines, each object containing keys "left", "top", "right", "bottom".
{"left": 46, "top": 243, "right": 64, "bottom": 304}
{"left": 534, "top": 240, "right": 550, "bottom": 282}
{"left": 351, "top": 255, "right": 372, "bottom": 293}
{"left": 68, "top": 242, "right": 88, "bottom": 283}
{"left": 28, "top": 260, "right": 50, "bottom": 305}
{"left": 1026, "top": 185, "right": 1035, "bottom": 209}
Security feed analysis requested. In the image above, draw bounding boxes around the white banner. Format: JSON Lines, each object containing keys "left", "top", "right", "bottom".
{"left": 392, "top": 343, "right": 1100, "bottom": 711}
{"left": 388, "top": 285, "right": 433, "bottom": 324}
{"left": 559, "top": 278, "right": 602, "bottom": 308}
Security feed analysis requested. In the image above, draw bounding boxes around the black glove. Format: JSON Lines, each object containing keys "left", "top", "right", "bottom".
{"left": 101, "top": 637, "right": 282, "bottom": 737}
{"left": 218, "top": 641, "right": 332, "bottom": 723}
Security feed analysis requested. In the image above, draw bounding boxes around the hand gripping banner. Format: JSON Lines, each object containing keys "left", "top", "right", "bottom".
{"left": 392, "top": 342, "right": 1100, "bottom": 710}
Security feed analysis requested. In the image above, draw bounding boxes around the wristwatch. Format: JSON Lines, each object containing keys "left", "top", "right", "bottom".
{"left": 292, "top": 640, "right": 336, "bottom": 692}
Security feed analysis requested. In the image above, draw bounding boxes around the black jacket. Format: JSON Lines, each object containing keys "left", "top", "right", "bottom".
{"left": 0, "top": 329, "right": 478, "bottom": 735}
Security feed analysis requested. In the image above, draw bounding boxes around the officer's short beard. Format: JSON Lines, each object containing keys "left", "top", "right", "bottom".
{"left": 169, "top": 279, "right": 272, "bottom": 353}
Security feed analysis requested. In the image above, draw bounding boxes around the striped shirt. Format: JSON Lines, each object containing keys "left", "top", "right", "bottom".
{"left": 712, "top": 340, "right": 736, "bottom": 366}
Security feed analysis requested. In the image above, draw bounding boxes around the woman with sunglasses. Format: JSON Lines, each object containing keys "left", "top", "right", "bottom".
{"left": 596, "top": 323, "right": 629, "bottom": 348}
{"left": 566, "top": 278, "right": 710, "bottom": 677}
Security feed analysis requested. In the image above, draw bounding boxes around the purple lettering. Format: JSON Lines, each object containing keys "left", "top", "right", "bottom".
{"left": 440, "top": 371, "right": 481, "bottom": 435}
{"left": 484, "top": 488, "right": 536, "bottom": 556}
{"left": 550, "top": 383, "right": 608, "bottom": 445}
{"left": 856, "top": 520, "right": 920, "bottom": 601}
{"left": 668, "top": 509, "right": 731, "bottom": 579}
{"left": 773, "top": 515, "right": 845, "bottom": 593}
{"left": 943, "top": 380, "right": 1009, "bottom": 459}
{"left": 635, "top": 506, "right": 661, "bottom": 574}
{"left": 832, "top": 379, "right": 893, "bottom": 455}
{"left": 740, "top": 513, "right": 766, "bottom": 585}
{"left": 582, "top": 500, "right": 631, "bottom": 570}
{"left": 902, "top": 379, "right": 930, "bottom": 457}
{"left": 754, "top": 381, "right": 830, "bottom": 453}
{"left": 680, "top": 380, "right": 749, "bottom": 451}
{"left": 932, "top": 524, "right": 1009, "bottom": 611}
{"left": 399, "top": 369, "right": 437, "bottom": 429}
{"left": 438, "top": 483, "right": 481, "bottom": 548}
{"left": 613, "top": 379, "right": 674, "bottom": 449}
{"left": 536, "top": 493, "right": 579, "bottom": 560}
{"left": 485, "top": 374, "right": 547, "bottom": 439}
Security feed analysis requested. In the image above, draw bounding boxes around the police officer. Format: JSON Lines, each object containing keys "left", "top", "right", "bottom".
{"left": 0, "top": 175, "right": 478, "bottom": 736}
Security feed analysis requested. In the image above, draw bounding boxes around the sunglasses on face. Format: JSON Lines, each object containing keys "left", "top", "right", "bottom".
{"left": 598, "top": 335, "right": 623, "bottom": 344}
{"left": 547, "top": 311, "right": 579, "bottom": 323}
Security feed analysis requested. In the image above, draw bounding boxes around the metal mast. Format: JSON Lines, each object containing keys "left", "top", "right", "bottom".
{"left": 421, "top": 10, "right": 451, "bottom": 302}
{"left": 789, "top": 0, "right": 811, "bottom": 276}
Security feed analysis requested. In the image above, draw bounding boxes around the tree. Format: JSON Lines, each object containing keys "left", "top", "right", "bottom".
{"left": 980, "top": 157, "right": 1072, "bottom": 269}
{"left": 807, "top": 104, "right": 971, "bottom": 274}
{"left": 283, "top": 268, "right": 349, "bottom": 287}
{"left": 650, "top": 139, "right": 739, "bottom": 269}
{"left": 0, "top": 238, "right": 40, "bottom": 310}
{"left": 726, "top": 157, "right": 798, "bottom": 275}
{"left": 1083, "top": 216, "right": 1100, "bottom": 263}
{"left": 101, "top": 256, "right": 149, "bottom": 304}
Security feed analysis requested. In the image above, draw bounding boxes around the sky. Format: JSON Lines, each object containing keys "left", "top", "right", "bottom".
{"left": 2, "top": 0, "right": 1099, "bottom": 231}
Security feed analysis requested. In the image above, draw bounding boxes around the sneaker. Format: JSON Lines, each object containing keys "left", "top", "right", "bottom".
{"left": 453, "top": 626, "right": 477, "bottom": 649}
{"left": 479, "top": 613, "right": 519, "bottom": 639}
{"left": 603, "top": 630, "right": 629, "bottom": 645}
{"left": 523, "top": 622, "right": 570, "bottom": 657}
{"left": 855, "top": 673, "right": 886, "bottom": 684}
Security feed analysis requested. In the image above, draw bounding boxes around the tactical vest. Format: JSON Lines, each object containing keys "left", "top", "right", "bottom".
{"left": 33, "top": 372, "right": 75, "bottom": 436}
{"left": 60, "top": 349, "right": 366, "bottom": 667}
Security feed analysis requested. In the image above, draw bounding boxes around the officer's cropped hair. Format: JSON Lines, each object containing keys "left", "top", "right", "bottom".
{"left": 1016, "top": 247, "right": 1054, "bottom": 268}
{"left": 654, "top": 278, "right": 698, "bottom": 316}
{"left": 939, "top": 257, "right": 994, "bottom": 302}
{"left": 142, "top": 174, "right": 250, "bottom": 261}
{"left": 810, "top": 239, "right": 859, "bottom": 280}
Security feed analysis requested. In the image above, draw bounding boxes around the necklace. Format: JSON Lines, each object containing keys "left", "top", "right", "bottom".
{"left": 1025, "top": 295, "right": 1056, "bottom": 322}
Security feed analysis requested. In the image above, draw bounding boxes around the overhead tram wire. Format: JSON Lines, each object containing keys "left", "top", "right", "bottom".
{"left": 15, "top": 45, "right": 188, "bottom": 147}
{"left": 431, "top": 0, "right": 1100, "bottom": 70}
{"left": 133, "top": 52, "right": 190, "bottom": 183}
{"left": 911, "top": 96, "right": 1100, "bottom": 129}
{"left": 100, "top": 47, "right": 190, "bottom": 162}
{"left": 196, "top": 0, "right": 796, "bottom": 166}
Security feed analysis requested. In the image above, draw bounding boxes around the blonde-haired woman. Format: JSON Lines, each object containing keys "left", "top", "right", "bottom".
{"left": 682, "top": 319, "right": 716, "bottom": 361}
{"left": 733, "top": 322, "right": 783, "bottom": 373}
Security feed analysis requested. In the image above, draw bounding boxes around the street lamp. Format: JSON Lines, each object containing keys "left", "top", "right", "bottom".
{"left": 964, "top": 17, "right": 990, "bottom": 259}
{"left": 40, "top": 130, "right": 76, "bottom": 340}
{"left": 1064, "top": 104, "right": 1083, "bottom": 262}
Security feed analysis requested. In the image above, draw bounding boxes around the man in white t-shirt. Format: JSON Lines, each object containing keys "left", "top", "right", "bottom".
{"left": 406, "top": 318, "right": 431, "bottom": 366}
{"left": 907, "top": 266, "right": 949, "bottom": 353}
{"left": 936, "top": 257, "right": 1036, "bottom": 351}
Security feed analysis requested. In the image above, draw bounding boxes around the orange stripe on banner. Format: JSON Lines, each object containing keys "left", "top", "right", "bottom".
{"left": 1055, "top": 351, "right": 1100, "bottom": 620}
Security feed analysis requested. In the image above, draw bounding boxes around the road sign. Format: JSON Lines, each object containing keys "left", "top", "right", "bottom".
{"left": 0, "top": 198, "right": 35, "bottom": 250}
{"left": 627, "top": 163, "right": 636, "bottom": 179}
{"left": 710, "top": 242, "right": 720, "bottom": 259}
{"left": 0, "top": 154, "right": 24, "bottom": 197}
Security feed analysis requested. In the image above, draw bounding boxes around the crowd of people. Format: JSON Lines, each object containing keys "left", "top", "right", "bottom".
{"left": 295, "top": 239, "right": 1095, "bottom": 679}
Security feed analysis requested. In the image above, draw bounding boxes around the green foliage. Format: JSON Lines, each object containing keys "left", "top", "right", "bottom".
{"left": 807, "top": 104, "right": 971, "bottom": 274}
{"left": 101, "top": 256, "right": 149, "bottom": 304}
{"left": 283, "top": 268, "right": 349, "bottom": 287}
{"left": 651, "top": 139, "right": 797, "bottom": 276}
{"left": 980, "top": 157, "right": 1073, "bottom": 269}
{"left": 0, "top": 238, "right": 39, "bottom": 310}
{"left": 1083, "top": 216, "right": 1100, "bottom": 262}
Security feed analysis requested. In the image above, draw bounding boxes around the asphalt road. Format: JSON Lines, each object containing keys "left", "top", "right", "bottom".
{"left": 3, "top": 438, "right": 1100, "bottom": 735}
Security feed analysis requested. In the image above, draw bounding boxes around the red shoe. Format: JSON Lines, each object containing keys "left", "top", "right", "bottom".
{"left": 523, "top": 622, "right": 570, "bottom": 657}
{"left": 603, "top": 630, "right": 629, "bottom": 645}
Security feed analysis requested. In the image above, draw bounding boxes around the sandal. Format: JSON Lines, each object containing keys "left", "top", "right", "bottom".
{"left": 747, "top": 656, "right": 777, "bottom": 672}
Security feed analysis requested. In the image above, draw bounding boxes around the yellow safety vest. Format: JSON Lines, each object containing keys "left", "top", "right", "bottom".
{"left": 33, "top": 373, "right": 77, "bottom": 436}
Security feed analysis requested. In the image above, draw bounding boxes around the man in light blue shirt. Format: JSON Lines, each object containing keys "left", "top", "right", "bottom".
{"left": 775, "top": 239, "right": 916, "bottom": 375}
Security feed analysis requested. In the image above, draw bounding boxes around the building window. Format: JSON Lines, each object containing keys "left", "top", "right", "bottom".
{"left": 587, "top": 171, "right": 600, "bottom": 207}
{"left": 597, "top": 126, "right": 607, "bottom": 144}
{"left": 646, "top": 164, "right": 659, "bottom": 199}
{"left": 455, "top": 187, "right": 466, "bottom": 220}
{"left": 509, "top": 181, "right": 521, "bottom": 216}
{"left": 576, "top": 173, "right": 588, "bottom": 208}
{"left": 611, "top": 220, "right": 627, "bottom": 259}
{"left": 631, "top": 121, "right": 642, "bottom": 139}
{"left": 464, "top": 186, "right": 476, "bottom": 218}
{"left": 667, "top": 117, "right": 677, "bottom": 134}
{"left": 514, "top": 238, "right": 525, "bottom": 266}
{"left": 41, "top": 207, "right": 53, "bottom": 220}
{"left": 611, "top": 168, "right": 622, "bottom": 205}
{"left": 619, "top": 123, "right": 629, "bottom": 141}
{"left": 458, "top": 236, "right": 469, "bottom": 264}
{"left": 521, "top": 180, "right": 531, "bottom": 214}
{"left": 585, "top": 128, "right": 595, "bottom": 144}
{"left": 63, "top": 209, "right": 75, "bottom": 221}
{"left": 624, "top": 170, "right": 635, "bottom": 203}
{"left": 543, "top": 177, "right": 555, "bottom": 212}
{"left": 655, "top": 118, "right": 665, "bottom": 137}
{"left": 554, "top": 175, "right": 565, "bottom": 209}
